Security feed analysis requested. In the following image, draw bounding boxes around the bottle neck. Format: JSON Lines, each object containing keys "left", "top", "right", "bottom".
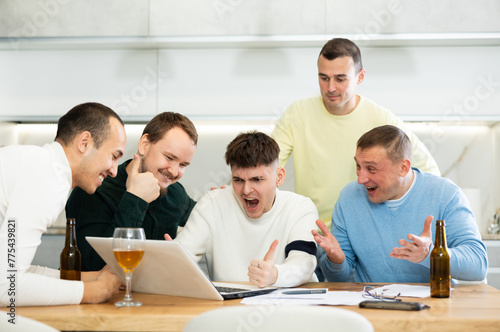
{"left": 65, "top": 218, "right": 78, "bottom": 247}
{"left": 434, "top": 220, "right": 447, "bottom": 248}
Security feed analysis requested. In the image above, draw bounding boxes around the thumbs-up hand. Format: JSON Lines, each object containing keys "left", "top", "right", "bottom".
{"left": 248, "top": 239, "right": 279, "bottom": 288}
{"left": 126, "top": 154, "right": 160, "bottom": 203}
{"left": 390, "top": 215, "right": 434, "bottom": 263}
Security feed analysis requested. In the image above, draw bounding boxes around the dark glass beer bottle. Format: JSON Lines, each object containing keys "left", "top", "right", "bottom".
{"left": 430, "top": 219, "right": 450, "bottom": 298}
{"left": 60, "top": 218, "right": 81, "bottom": 281}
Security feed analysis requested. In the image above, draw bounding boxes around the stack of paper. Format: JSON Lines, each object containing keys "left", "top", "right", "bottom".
{"left": 241, "top": 285, "right": 431, "bottom": 306}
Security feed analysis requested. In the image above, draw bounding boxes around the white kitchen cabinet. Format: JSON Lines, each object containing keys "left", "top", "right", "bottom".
{"left": 2, "top": 1, "right": 500, "bottom": 38}
{"left": 2, "top": 41, "right": 499, "bottom": 121}
{"left": 32, "top": 234, "right": 64, "bottom": 270}
{"left": 484, "top": 240, "right": 500, "bottom": 290}
{"left": 0, "top": 0, "right": 149, "bottom": 38}
{"left": 0, "top": 50, "right": 158, "bottom": 120}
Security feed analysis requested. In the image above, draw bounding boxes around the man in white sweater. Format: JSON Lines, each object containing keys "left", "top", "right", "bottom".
{"left": 168, "top": 131, "right": 318, "bottom": 287}
{"left": 0, "top": 103, "right": 124, "bottom": 306}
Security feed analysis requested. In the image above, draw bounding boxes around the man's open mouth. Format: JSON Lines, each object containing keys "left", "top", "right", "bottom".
{"left": 245, "top": 198, "right": 259, "bottom": 209}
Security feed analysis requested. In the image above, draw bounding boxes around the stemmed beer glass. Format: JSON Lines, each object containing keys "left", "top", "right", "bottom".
{"left": 112, "top": 228, "right": 145, "bottom": 307}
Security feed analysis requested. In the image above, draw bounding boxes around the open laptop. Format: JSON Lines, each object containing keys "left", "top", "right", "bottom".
{"left": 86, "top": 237, "right": 277, "bottom": 300}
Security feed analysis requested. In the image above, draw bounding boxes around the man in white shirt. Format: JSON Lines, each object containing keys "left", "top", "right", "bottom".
{"left": 0, "top": 102, "right": 125, "bottom": 306}
{"left": 166, "top": 131, "right": 318, "bottom": 287}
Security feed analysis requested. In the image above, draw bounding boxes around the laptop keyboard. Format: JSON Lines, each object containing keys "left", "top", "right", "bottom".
{"left": 215, "top": 286, "right": 248, "bottom": 293}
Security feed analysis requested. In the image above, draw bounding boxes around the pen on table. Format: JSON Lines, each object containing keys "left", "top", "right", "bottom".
{"left": 282, "top": 289, "right": 327, "bottom": 295}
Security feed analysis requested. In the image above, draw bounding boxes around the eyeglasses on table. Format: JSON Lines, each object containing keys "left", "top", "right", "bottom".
{"left": 362, "top": 286, "right": 401, "bottom": 302}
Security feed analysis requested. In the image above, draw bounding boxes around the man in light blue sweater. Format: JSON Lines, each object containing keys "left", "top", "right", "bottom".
{"left": 313, "top": 125, "right": 488, "bottom": 283}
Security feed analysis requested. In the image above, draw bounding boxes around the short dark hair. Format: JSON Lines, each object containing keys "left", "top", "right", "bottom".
{"left": 319, "top": 38, "right": 363, "bottom": 74}
{"left": 357, "top": 125, "right": 413, "bottom": 164}
{"left": 225, "top": 131, "right": 280, "bottom": 168}
{"left": 55, "top": 102, "right": 124, "bottom": 149}
{"left": 142, "top": 112, "right": 198, "bottom": 145}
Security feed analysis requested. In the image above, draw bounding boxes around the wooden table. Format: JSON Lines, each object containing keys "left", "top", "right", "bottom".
{"left": 3, "top": 283, "right": 500, "bottom": 332}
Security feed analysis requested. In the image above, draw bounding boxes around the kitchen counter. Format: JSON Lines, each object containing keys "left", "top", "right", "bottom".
{"left": 482, "top": 234, "right": 500, "bottom": 240}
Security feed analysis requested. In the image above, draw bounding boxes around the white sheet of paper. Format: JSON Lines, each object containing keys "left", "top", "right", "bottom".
{"left": 370, "top": 284, "right": 431, "bottom": 298}
{"left": 241, "top": 288, "right": 366, "bottom": 306}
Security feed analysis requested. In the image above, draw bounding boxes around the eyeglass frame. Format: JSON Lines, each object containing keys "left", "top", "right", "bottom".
{"left": 362, "top": 286, "right": 402, "bottom": 302}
